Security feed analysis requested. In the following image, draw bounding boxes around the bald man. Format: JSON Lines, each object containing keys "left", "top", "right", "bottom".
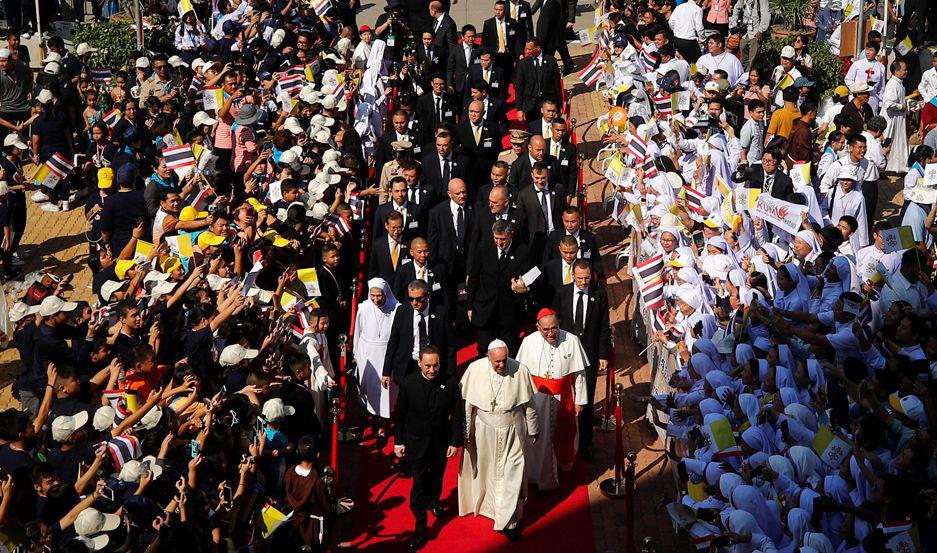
{"left": 508, "top": 134, "right": 559, "bottom": 191}
{"left": 427, "top": 178, "right": 475, "bottom": 288}
{"left": 456, "top": 100, "right": 500, "bottom": 178}
{"left": 428, "top": 0, "right": 458, "bottom": 49}
{"left": 392, "top": 236, "right": 451, "bottom": 309}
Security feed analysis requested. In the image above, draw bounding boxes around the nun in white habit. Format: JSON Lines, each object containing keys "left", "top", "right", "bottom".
{"left": 353, "top": 278, "right": 400, "bottom": 426}
{"left": 829, "top": 164, "right": 869, "bottom": 250}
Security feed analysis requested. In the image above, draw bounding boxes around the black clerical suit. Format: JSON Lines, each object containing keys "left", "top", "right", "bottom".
{"left": 466, "top": 238, "right": 533, "bottom": 355}
{"left": 394, "top": 370, "right": 462, "bottom": 535}
{"left": 557, "top": 282, "right": 610, "bottom": 451}
{"left": 383, "top": 303, "right": 454, "bottom": 382}
{"left": 427, "top": 200, "right": 474, "bottom": 285}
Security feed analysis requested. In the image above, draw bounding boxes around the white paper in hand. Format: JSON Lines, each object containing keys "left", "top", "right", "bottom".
{"left": 521, "top": 267, "right": 542, "bottom": 287}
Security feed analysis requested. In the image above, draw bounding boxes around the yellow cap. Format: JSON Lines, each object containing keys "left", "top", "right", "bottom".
{"left": 834, "top": 85, "right": 850, "bottom": 98}
{"left": 262, "top": 230, "right": 290, "bottom": 248}
{"left": 197, "top": 231, "right": 225, "bottom": 250}
{"left": 180, "top": 205, "right": 209, "bottom": 221}
{"left": 97, "top": 167, "right": 114, "bottom": 189}
{"left": 115, "top": 259, "right": 135, "bottom": 280}
{"left": 246, "top": 197, "right": 266, "bottom": 212}
{"left": 161, "top": 256, "right": 182, "bottom": 273}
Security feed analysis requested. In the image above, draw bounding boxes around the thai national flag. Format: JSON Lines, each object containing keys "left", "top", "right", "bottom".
{"left": 348, "top": 192, "right": 362, "bottom": 221}
{"left": 639, "top": 277, "right": 665, "bottom": 310}
{"left": 91, "top": 69, "right": 112, "bottom": 83}
{"left": 163, "top": 144, "right": 196, "bottom": 172}
{"left": 100, "top": 435, "right": 141, "bottom": 469}
{"left": 278, "top": 73, "right": 304, "bottom": 96}
{"left": 312, "top": 0, "right": 331, "bottom": 16}
{"left": 626, "top": 134, "right": 647, "bottom": 162}
{"left": 642, "top": 156, "right": 659, "bottom": 179}
{"left": 325, "top": 212, "right": 351, "bottom": 237}
{"left": 102, "top": 108, "right": 121, "bottom": 128}
{"left": 578, "top": 52, "right": 605, "bottom": 87}
{"left": 632, "top": 253, "right": 664, "bottom": 284}
{"left": 46, "top": 153, "right": 74, "bottom": 178}
{"left": 683, "top": 185, "right": 706, "bottom": 214}
{"left": 653, "top": 93, "right": 672, "bottom": 119}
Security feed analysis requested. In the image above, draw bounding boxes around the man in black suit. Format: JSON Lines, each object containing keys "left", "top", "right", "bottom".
{"left": 427, "top": 0, "right": 458, "bottom": 48}
{"left": 746, "top": 148, "right": 793, "bottom": 201}
{"left": 467, "top": 219, "right": 533, "bottom": 355}
{"left": 514, "top": 38, "right": 562, "bottom": 123}
{"left": 375, "top": 110, "right": 422, "bottom": 177}
{"left": 543, "top": 207, "right": 602, "bottom": 277}
{"left": 475, "top": 161, "right": 515, "bottom": 212}
{"left": 557, "top": 260, "right": 610, "bottom": 459}
{"left": 416, "top": 30, "right": 448, "bottom": 76}
{"left": 468, "top": 184, "right": 529, "bottom": 270}
{"left": 546, "top": 117, "right": 578, "bottom": 190}
{"left": 507, "top": 0, "right": 535, "bottom": 46}
{"left": 446, "top": 25, "right": 479, "bottom": 99}
{"left": 427, "top": 178, "right": 473, "bottom": 287}
{"left": 465, "top": 49, "right": 508, "bottom": 104}
{"left": 369, "top": 210, "right": 409, "bottom": 284}
{"left": 481, "top": 1, "right": 523, "bottom": 74}
{"left": 402, "top": 162, "right": 441, "bottom": 219}
{"left": 534, "top": 0, "right": 575, "bottom": 71}
{"left": 508, "top": 135, "right": 559, "bottom": 192}
{"left": 454, "top": 100, "right": 500, "bottom": 180}
{"left": 415, "top": 75, "right": 459, "bottom": 145}
{"left": 393, "top": 237, "right": 449, "bottom": 309}
{"left": 526, "top": 98, "right": 558, "bottom": 139}
{"left": 383, "top": 280, "right": 455, "bottom": 383}
{"left": 393, "top": 345, "right": 462, "bottom": 551}
{"left": 373, "top": 177, "right": 423, "bottom": 243}
{"left": 420, "top": 132, "right": 469, "bottom": 197}
{"left": 464, "top": 80, "right": 507, "bottom": 138}
{"left": 539, "top": 234, "right": 580, "bottom": 307}
{"left": 518, "top": 161, "right": 567, "bottom": 257}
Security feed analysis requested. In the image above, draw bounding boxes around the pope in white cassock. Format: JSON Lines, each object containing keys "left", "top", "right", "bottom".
{"left": 515, "top": 308, "right": 588, "bottom": 491}
{"left": 353, "top": 278, "right": 399, "bottom": 422}
{"left": 458, "top": 340, "right": 539, "bottom": 540}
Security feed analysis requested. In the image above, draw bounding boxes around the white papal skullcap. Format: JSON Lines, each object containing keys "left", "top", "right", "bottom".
{"left": 488, "top": 339, "right": 508, "bottom": 351}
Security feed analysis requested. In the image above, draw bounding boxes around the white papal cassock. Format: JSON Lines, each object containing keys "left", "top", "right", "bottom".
{"left": 458, "top": 356, "right": 539, "bottom": 531}
{"left": 516, "top": 330, "right": 588, "bottom": 490}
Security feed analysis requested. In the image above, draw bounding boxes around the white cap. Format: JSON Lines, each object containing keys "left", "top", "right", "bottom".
{"left": 43, "top": 61, "right": 61, "bottom": 75}
{"left": 310, "top": 201, "right": 330, "bottom": 219}
{"left": 488, "top": 339, "right": 508, "bottom": 351}
{"left": 0, "top": 182, "right": 8, "bottom": 196}
{"left": 193, "top": 111, "right": 218, "bottom": 127}
{"left": 321, "top": 95, "right": 338, "bottom": 110}
{"left": 150, "top": 280, "right": 176, "bottom": 296}
{"left": 136, "top": 406, "right": 163, "bottom": 430}
{"left": 313, "top": 128, "right": 332, "bottom": 144}
{"left": 135, "top": 56, "right": 150, "bottom": 69}
{"left": 0, "top": 49, "right": 11, "bottom": 59}
{"left": 51, "top": 411, "right": 89, "bottom": 442}
{"left": 271, "top": 28, "right": 287, "bottom": 48}
{"left": 261, "top": 398, "right": 296, "bottom": 421}
{"left": 322, "top": 149, "right": 342, "bottom": 164}
{"left": 74, "top": 508, "right": 121, "bottom": 539}
{"left": 206, "top": 274, "right": 230, "bottom": 291}
{"left": 76, "top": 42, "right": 98, "bottom": 56}
{"left": 9, "top": 301, "right": 40, "bottom": 323}
{"left": 38, "top": 295, "right": 78, "bottom": 317}
{"left": 311, "top": 113, "right": 335, "bottom": 128}
{"left": 219, "top": 343, "right": 259, "bottom": 366}
{"left": 315, "top": 170, "right": 340, "bottom": 185}
{"left": 92, "top": 406, "right": 116, "bottom": 431}
{"left": 42, "top": 51, "right": 62, "bottom": 63}
{"left": 168, "top": 55, "right": 187, "bottom": 68}
{"left": 283, "top": 117, "right": 304, "bottom": 135}
{"left": 101, "top": 279, "right": 128, "bottom": 302}
{"left": 780, "top": 45, "right": 796, "bottom": 59}
{"left": 191, "top": 57, "right": 206, "bottom": 71}
{"left": 36, "top": 89, "right": 54, "bottom": 104}
{"left": 3, "top": 133, "right": 29, "bottom": 150}
{"left": 76, "top": 535, "right": 110, "bottom": 552}
{"left": 118, "top": 459, "right": 144, "bottom": 482}
{"left": 140, "top": 455, "right": 163, "bottom": 479}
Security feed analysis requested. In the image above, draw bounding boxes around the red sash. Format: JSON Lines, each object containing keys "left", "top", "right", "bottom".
{"left": 531, "top": 373, "right": 578, "bottom": 466}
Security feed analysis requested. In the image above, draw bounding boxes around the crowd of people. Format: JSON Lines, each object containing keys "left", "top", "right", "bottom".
{"left": 1, "top": 0, "right": 937, "bottom": 550}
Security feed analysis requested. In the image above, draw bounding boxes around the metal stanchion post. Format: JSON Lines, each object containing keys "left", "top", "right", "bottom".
{"left": 336, "top": 335, "right": 359, "bottom": 442}
{"left": 625, "top": 451, "right": 637, "bottom": 553}
{"left": 640, "top": 537, "right": 656, "bottom": 553}
{"left": 596, "top": 342, "right": 616, "bottom": 432}
{"left": 578, "top": 152, "right": 590, "bottom": 229}
{"left": 599, "top": 384, "right": 627, "bottom": 498}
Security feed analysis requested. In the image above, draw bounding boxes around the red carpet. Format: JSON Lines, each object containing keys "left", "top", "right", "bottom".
{"left": 342, "top": 343, "right": 596, "bottom": 552}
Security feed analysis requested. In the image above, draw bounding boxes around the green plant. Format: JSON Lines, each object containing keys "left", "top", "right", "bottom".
{"left": 72, "top": 14, "right": 175, "bottom": 72}
{"left": 769, "top": 0, "right": 809, "bottom": 31}
{"left": 761, "top": 35, "right": 844, "bottom": 95}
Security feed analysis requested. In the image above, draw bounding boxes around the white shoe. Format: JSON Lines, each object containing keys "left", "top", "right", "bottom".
{"left": 61, "top": 201, "right": 70, "bottom": 211}
{"left": 41, "top": 203, "right": 61, "bottom": 212}
{"left": 31, "top": 191, "right": 50, "bottom": 202}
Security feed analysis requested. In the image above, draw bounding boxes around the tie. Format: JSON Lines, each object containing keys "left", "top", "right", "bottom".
{"left": 465, "top": 45, "right": 472, "bottom": 66}
{"left": 575, "top": 291, "right": 585, "bottom": 333}
{"left": 417, "top": 266, "right": 426, "bottom": 281}
{"left": 409, "top": 187, "right": 418, "bottom": 204}
{"left": 443, "top": 158, "right": 451, "bottom": 183}
{"left": 391, "top": 241, "right": 399, "bottom": 268}
{"left": 511, "top": 3, "right": 517, "bottom": 19}
{"left": 497, "top": 21, "right": 506, "bottom": 53}
{"left": 764, "top": 174, "right": 774, "bottom": 195}
{"left": 418, "top": 312, "right": 428, "bottom": 348}
{"left": 552, "top": 141, "right": 559, "bottom": 157}
{"left": 534, "top": 59, "right": 542, "bottom": 96}
{"left": 564, "top": 264, "right": 572, "bottom": 285}
{"left": 473, "top": 125, "right": 481, "bottom": 145}
{"left": 435, "top": 97, "right": 442, "bottom": 121}
{"left": 456, "top": 206, "right": 465, "bottom": 246}
{"left": 499, "top": 249, "right": 507, "bottom": 266}
{"left": 483, "top": 69, "right": 490, "bottom": 83}
{"left": 540, "top": 188, "right": 550, "bottom": 229}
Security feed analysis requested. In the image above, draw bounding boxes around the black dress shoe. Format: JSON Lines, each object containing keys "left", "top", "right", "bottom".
{"left": 502, "top": 528, "right": 521, "bottom": 541}
{"left": 431, "top": 505, "right": 448, "bottom": 519}
{"left": 409, "top": 534, "right": 428, "bottom": 551}
{"left": 376, "top": 433, "right": 389, "bottom": 449}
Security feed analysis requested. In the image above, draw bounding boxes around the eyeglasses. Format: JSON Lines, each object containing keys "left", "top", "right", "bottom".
{"left": 540, "top": 326, "right": 559, "bottom": 332}
{"left": 409, "top": 295, "right": 427, "bottom": 302}
{"left": 154, "top": 65, "right": 169, "bottom": 70}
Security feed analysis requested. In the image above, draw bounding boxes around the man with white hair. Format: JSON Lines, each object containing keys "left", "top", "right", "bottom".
{"left": 458, "top": 340, "right": 538, "bottom": 540}
{"left": 515, "top": 308, "right": 587, "bottom": 491}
